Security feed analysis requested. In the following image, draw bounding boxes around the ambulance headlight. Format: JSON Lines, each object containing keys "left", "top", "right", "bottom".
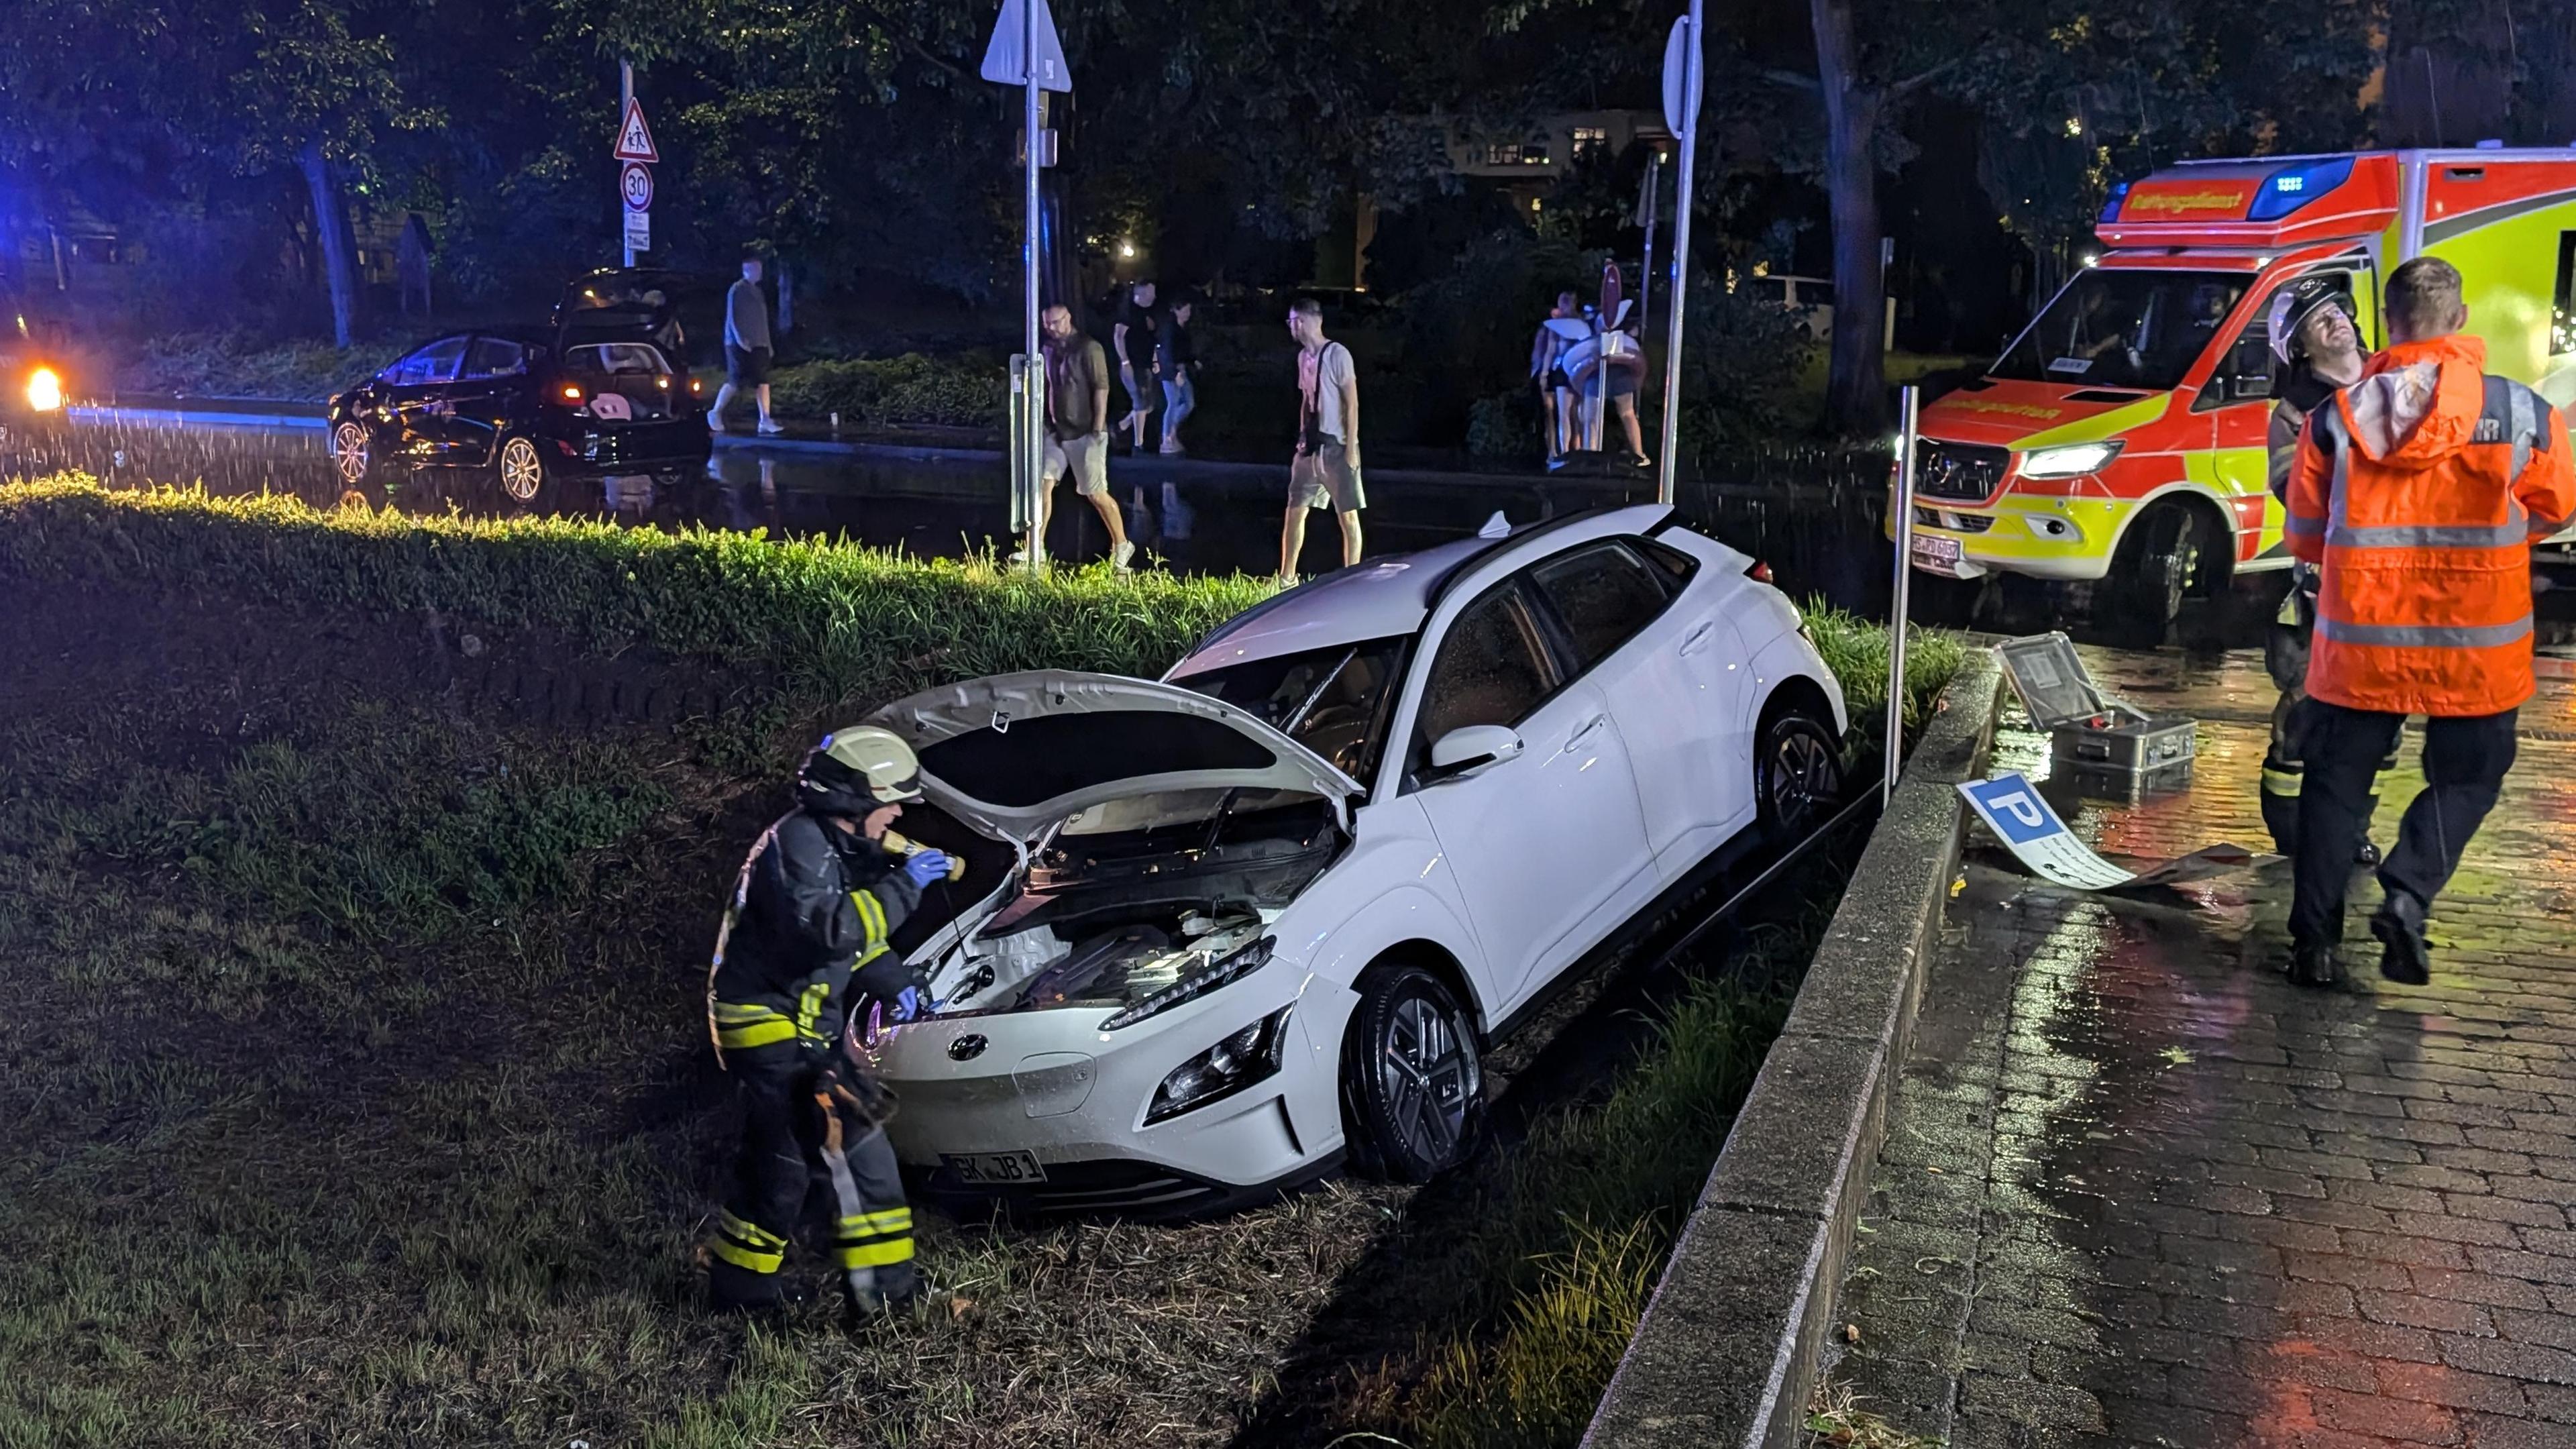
{"left": 25, "top": 366, "right": 62, "bottom": 413}
{"left": 2017, "top": 441, "right": 2124, "bottom": 479}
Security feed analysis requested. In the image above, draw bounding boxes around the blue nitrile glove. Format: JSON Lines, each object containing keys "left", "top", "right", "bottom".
{"left": 902, "top": 849, "right": 953, "bottom": 888}
{"left": 891, "top": 985, "right": 923, "bottom": 1023}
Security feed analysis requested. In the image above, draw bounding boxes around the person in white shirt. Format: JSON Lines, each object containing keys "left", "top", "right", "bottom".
{"left": 1279, "top": 298, "right": 1363, "bottom": 584}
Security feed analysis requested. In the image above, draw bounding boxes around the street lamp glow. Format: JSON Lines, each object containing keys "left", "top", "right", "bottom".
{"left": 1118, "top": 239, "right": 1136, "bottom": 259}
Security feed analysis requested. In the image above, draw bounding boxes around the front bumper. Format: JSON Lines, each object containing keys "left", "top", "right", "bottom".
{"left": 861, "top": 972, "right": 1352, "bottom": 1207}
{"left": 1890, "top": 493, "right": 2135, "bottom": 583}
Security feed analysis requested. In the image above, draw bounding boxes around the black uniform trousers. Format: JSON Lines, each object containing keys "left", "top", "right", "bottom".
{"left": 706, "top": 1043, "right": 916, "bottom": 1313}
{"left": 2290, "top": 701, "right": 2519, "bottom": 948}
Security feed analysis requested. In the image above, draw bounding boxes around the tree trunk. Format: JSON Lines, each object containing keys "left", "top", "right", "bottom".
{"left": 300, "top": 140, "right": 362, "bottom": 349}
{"left": 776, "top": 259, "right": 794, "bottom": 336}
{"left": 1810, "top": 0, "right": 1886, "bottom": 433}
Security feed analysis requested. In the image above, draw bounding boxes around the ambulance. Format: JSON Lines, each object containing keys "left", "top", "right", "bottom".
{"left": 1902, "top": 148, "right": 2576, "bottom": 625}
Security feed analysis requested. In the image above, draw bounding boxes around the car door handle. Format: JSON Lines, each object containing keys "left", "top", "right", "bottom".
{"left": 1679, "top": 620, "right": 1720, "bottom": 657}
{"left": 1562, "top": 714, "right": 1607, "bottom": 753}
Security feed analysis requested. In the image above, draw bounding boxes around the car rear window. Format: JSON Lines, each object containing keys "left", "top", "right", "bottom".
{"left": 1529, "top": 541, "right": 1673, "bottom": 672}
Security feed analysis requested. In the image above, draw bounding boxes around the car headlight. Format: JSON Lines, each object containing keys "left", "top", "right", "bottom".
{"left": 2017, "top": 441, "right": 2124, "bottom": 479}
{"left": 1144, "top": 1005, "right": 1294, "bottom": 1124}
{"left": 25, "top": 366, "right": 62, "bottom": 413}
{"left": 1100, "top": 935, "right": 1275, "bottom": 1032}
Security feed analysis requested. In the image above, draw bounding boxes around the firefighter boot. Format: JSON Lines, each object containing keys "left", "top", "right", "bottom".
{"left": 2371, "top": 888, "right": 2432, "bottom": 986}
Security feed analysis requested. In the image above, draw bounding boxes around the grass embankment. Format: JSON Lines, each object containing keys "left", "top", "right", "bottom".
{"left": 0, "top": 477, "right": 1959, "bottom": 1448}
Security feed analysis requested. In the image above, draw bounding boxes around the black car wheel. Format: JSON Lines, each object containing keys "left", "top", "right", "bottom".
{"left": 496, "top": 435, "right": 546, "bottom": 502}
{"left": 2098, "top": 501, "right": 2214, "bottom": 646}
{"left": 330, "top": 421, "right": 374, "bottom": 486}
{"left": 1341, "top": 964, "right": 1483, "bottom": 1183}
{"left": 1756, "top": 700, "right": 1844, "bottom": 842}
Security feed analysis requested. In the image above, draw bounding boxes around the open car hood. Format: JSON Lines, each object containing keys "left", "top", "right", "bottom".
{"left": 867, "top": 671, "right": 1361, "bottom": 845}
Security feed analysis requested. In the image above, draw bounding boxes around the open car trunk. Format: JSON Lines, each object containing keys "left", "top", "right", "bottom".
{"left": 865, "top": 672, "right": 1360, "bottom": 1021}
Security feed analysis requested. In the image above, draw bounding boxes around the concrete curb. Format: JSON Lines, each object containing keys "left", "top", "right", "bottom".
{"left": 1582, "top": 649, "right": 2004, "bottom": 1449}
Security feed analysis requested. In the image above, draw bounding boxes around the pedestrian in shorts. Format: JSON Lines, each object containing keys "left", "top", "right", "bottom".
{"left": 1018, "top": 304, "right": 1134, "bottom": 570}
{"left": 712, "top": 256, "right": 782, "bottom": 435}
{"left": 1279, "top": 298, "right": 1362, "bottom": 584}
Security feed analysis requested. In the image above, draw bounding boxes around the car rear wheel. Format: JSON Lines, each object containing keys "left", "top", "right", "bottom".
{"left": 1756, "top": 699, "right": 1844, "bottom": 842}
{"left": 1341, "top": 965, "right": 1483, "bottom": 1183}
{"left": 330, "top": 421, "right": 373, "bottom": 486}
{"left": 496, "top": 435, "right": 546, "bottom": 501}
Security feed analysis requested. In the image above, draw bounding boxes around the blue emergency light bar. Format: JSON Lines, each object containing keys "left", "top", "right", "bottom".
{"left": 2247, "top": 156, "right": 2355, "bottom": 221}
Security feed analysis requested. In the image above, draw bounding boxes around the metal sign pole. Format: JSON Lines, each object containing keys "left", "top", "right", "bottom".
{"left": 619, "top": 60, "right": 635, "bottom": 268}
{"left": 1883, "top": 383, "right": 1920, "bottom": 805}
{"left": 1638, "top": 151, "right": 1661, "bottom": 330}
{"left": 1020, "top": 5, "right": 1044, "bottom": 573}
{"left": 1654, "top": 2, "right": 1704, "bottom": 507}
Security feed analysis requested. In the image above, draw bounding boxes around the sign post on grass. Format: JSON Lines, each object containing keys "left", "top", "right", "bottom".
{"left": 983, "top": 0, "right": 1070, "bottom": 574}
{"left": 1654, "top": 4, "right": 1705, "bottom": 506}
{"left": 1884, "top": 384, "right": 1921, "bottom": 805}
{"left": 612, "top": 80, "right": 658, "bottom": 266}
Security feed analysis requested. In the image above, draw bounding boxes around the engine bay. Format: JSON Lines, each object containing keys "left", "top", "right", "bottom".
{"left": 918, "top": 792, "right": 1335, "bottom": 1018}
{"left": 928, "top": 908, "right": 1272, "bottom": 1016}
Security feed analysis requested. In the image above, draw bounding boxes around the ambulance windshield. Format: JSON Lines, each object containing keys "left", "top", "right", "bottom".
{"left": 1992, "top": 269, "right": 2249, "bottom": 392}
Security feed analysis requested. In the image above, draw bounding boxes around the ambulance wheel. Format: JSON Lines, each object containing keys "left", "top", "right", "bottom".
{"left": 2100, "top": 501, "right": 2214, "bottom": 646}
{"left": 1340, "top": 963, "right": 1483, "bottom": 1183}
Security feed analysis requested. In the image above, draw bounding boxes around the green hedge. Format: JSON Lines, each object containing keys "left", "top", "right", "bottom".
{"left": 762, "top": 353, "right": 1004, "bottom": 429}
{"left": 0, "top": 477, "right": 1959, "bottom": 731}
{"left": 0, "top": 478, "right": 1265, "bottom": 703}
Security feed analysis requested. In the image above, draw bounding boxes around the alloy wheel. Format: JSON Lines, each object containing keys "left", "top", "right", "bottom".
{"left": 498, "top": 437, "right": 543, "bottom": 500}
{"left": 1378, "top": 995, "right": 1474, "bottom": 1168}
{"left": 331, "top": 423, "right": 370, "bottom": 485}
{"left": 1768, "top": 726, "right": 1839, "bottom": 835}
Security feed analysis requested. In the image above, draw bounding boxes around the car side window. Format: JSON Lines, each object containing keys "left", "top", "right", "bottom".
{"left": 387, "top": 337, "right": 467, "bottom": 387}
{"left": 463, "top": 337, "right": 526, "bottom": 380}
{"left": 1528, "top": 541, "right": 1674, "bottom": 674}
{"left": 1415, "top": 582, "right": 1558, "bottom": 748}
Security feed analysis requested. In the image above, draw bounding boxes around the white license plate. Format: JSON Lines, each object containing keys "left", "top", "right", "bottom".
{"left": 943, "top": 1150, "right": 1047, "bottom": 1185}
{"left": 1909, "top": 532, "right": 1964, "bottom": 572}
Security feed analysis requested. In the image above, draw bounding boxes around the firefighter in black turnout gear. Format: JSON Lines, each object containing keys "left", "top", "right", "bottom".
{"left": 704, "top": 725, "right": 952, "bottom": 1318}
{"left": 2259, "top": 276, "right": 2392, "bottom": 859}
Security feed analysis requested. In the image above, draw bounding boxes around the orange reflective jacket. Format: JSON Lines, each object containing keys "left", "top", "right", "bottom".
{"left": 2286, "top": 334, "right": 2575, "bottom": 718}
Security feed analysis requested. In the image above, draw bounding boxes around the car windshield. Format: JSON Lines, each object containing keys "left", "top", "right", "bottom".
{"left": 1990, "top": 269, "right": 2249, "bottom": 391}
{"left": 1173, "top": 636, "right": 1406, "bottom": 785}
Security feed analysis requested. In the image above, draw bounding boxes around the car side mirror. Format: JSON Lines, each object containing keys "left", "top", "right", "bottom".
{"left": 1426, "top": 724, "right": 1523, "bottom": 782}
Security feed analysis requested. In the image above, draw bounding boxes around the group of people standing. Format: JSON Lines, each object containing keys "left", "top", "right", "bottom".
{"left": 1020, "top": 282, "right": 1365, "bottom": 584}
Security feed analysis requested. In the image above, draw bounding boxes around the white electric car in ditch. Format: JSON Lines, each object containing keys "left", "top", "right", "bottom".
{"left": 855, "top": 502, "right": 1847, "bottom": 1215}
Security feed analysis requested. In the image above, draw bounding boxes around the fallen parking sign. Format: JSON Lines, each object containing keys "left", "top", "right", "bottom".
{"left": 1957, "top": 772, "right": 2137, "bottom": 890}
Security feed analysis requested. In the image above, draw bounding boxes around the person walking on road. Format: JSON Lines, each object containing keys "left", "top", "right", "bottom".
{"left": 2259, "top": 276, "right": 2390, "bottom": 860}
{"left": 1157, "top": 296, "right": 1197, "bottom": 455}
{"left": 2282, "top": 257, "right": 2575, "bottom": 988}
{"left": 1114, "top": 280, "right": 1161, "bottom": 452}
{"left": 713, "top": 257, "right": 783, "bottom": 435}
{"left": 1279, "top": 298, "right": 1364, "bottom": 585}
{"left": 703, "top": 727, "right": 947, "bottom": 1320}
{"left": 1530, "top": 290, "right": 1579, "bottom": 466}
{"left": 1016, "top": 304, "right": 1134, "bottom": 570}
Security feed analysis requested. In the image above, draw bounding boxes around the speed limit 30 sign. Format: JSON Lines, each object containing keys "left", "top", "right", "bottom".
{"left": 621, "top": 162, "right": 653, "bottom": 213}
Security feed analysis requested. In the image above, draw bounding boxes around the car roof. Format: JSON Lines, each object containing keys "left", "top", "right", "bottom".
{"left": 1169, "top": 502, "right": 1672, "bottom": 679}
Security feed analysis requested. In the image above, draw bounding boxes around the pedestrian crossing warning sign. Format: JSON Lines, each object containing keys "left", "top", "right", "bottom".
{"left": 613, "top": 100, "right": 659, "bottom": 163}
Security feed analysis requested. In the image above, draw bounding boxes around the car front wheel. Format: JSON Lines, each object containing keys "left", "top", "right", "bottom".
{"left": 1341, "top": 964, "right": 1483, "bottom": 1183}
{"left": 330, "top": 421, "right": 373, "bottom": 486}
{"left": 496, "top": 434, "right": 546, "bottom": 501}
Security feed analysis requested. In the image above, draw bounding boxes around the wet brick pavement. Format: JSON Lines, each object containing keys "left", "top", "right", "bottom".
{"left": 1823, "top": 648, "right": 2576, "bottom": 1449}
